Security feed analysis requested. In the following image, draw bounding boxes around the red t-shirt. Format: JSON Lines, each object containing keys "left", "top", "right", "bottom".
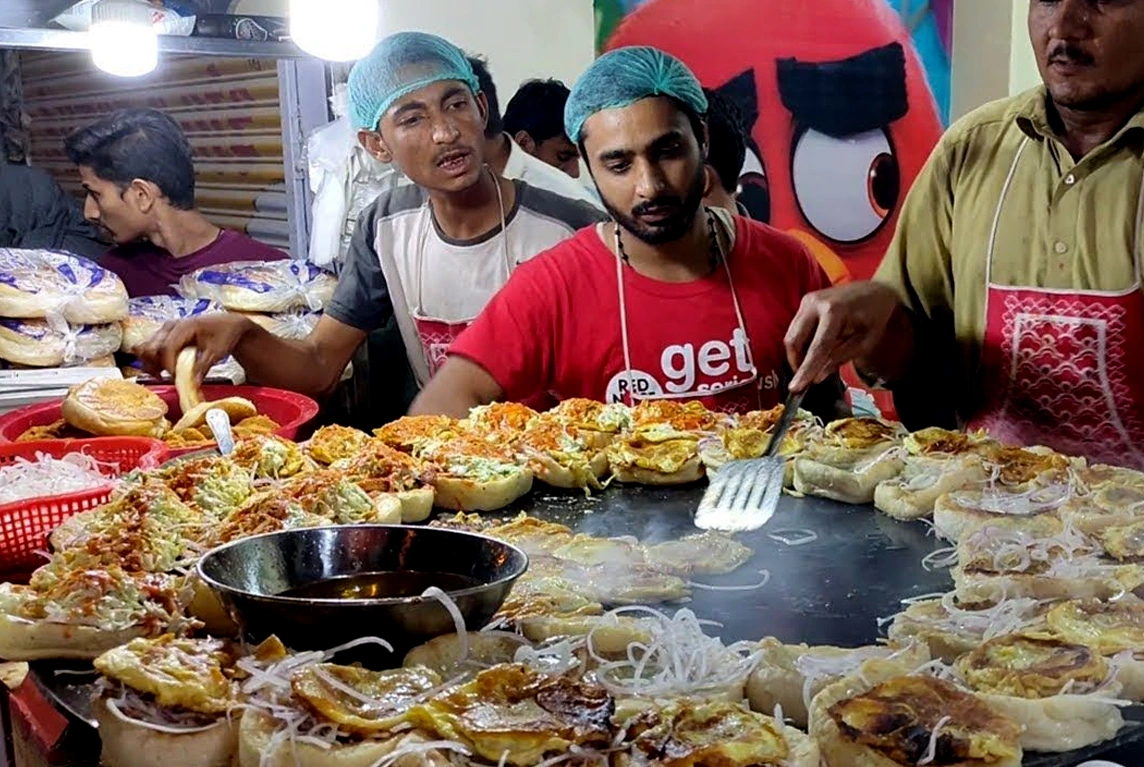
{"left": 449, "top": 217, "right": 831, "bottom": 414}
{"left": 100, "top": 228, "right": 288, "bottom": 297}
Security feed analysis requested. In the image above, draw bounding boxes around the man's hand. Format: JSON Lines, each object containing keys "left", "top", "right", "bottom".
{"left": 784, "top": 281, "right": 906, "bottom": 392}
{"left": 138, "top": 313, "right": 254, "bottom": 384}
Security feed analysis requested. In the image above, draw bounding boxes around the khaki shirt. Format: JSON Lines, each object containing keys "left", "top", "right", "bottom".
{"left": 875, "top": 86, "right": 1144, "bottom": 422}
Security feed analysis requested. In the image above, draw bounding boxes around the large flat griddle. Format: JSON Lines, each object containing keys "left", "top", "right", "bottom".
{"left": 28, "top": 483, "right": 1144, "bottom": 766}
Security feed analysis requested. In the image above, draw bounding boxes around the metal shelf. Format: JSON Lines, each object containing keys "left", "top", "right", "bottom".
{"left": 0, "top": 26, "right": 309, "bottom": 59}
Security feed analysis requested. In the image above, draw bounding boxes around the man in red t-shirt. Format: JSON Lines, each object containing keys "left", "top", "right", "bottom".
{"left": 411, "top": 47, "right": 846, "bottom": 418}
{"left": 65, "top": 108, "right": 287, "bottom": 297}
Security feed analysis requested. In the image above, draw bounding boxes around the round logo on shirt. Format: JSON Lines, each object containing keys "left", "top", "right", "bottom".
{"left": 605, "top": 369, "right": 664, "bottom": 404}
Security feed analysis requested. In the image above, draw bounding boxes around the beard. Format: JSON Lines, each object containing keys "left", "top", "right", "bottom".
{"left": 601, "top": 163, "right": 707, "bottom": 246}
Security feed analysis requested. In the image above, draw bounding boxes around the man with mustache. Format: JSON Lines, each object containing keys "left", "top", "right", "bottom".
{"left": 782, "top": 0, "right": 1144, "bottom": 469}
{"left": 140, "top": 32, "right": 603, "bottom": 399}
{"left": 412, "top": 47, "right": 844, "bottom": 418}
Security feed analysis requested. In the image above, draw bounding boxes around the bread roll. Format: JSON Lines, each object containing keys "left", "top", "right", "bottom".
{"left": 240, "top": 310, "right": 320, "bottom": 340}
{"left": 0, "top": 612, "right": 146, "bottom": 661}
{"left": 0, "top": 318, "right": 122, "bottom": 367}
{"left": 179, "top": 261, "right": 336, "bottom": 314}
{"left": 61, "top": 378, "right": 168, "bottom": 437}
{"left": 0, "top": 249, "right": 128, "bottom": 323}
{"left": 121, "top": 296, "right": 220, "bottom": 354}
{"left": 172, "top": 397, "right": 257, "bottom": 432}
{"left": 432, "top": 469, "right": 533, "bottom": 512}
{"left": 95, "top": 698, "right": 237, "bottom": 767}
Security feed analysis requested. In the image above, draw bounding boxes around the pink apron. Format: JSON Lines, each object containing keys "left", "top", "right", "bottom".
{"left": 969, "top": 138, "right": 1144, "bottom": 469}
{"left": 410, "top": 172, "right": 511, "bottom": 377}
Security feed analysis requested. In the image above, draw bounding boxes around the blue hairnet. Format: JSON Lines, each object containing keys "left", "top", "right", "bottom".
{"left": 564, "top": 46, "right": 708, "bottom": 144}
{"left": 348, "top": 31, "right": 480, "bottom": 131}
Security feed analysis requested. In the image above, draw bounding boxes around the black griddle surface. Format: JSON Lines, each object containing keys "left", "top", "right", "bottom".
{"left": 29, "top": 484, "right": 1144, "bottom": 765}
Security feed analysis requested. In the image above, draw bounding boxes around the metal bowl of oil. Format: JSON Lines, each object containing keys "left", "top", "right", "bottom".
{"left": 196, "top": 525, "right": 528, "bottom": 658}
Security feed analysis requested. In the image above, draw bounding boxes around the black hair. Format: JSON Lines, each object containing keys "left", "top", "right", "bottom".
{"left": 64, "top": 108, "right": 195, "bottom": 209}
{"left": 503, "top": 79, "right": 571, "bottom": 143}
{"left": 466, "top": 55, "right": 504, "bottom": 139}
{"left": 578, "top": 96, "right": 707, "bottom": 169}
{"left": 702, "top": 87, "right": 747, "bottom": 194}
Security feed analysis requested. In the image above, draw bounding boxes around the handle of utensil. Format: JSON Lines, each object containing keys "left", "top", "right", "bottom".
{"left": 206, "top": 408, "right": 236, "bottom": 456}
{"left": 763, "top": 389, "right": 807, "bottom": 458}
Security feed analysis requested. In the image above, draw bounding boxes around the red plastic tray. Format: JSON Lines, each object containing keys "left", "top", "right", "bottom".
{"left": 0, "top": 384, "right": 320, "bottom": 458}
{"left": 0, "top": 437, "right": 169, "bottom": 579}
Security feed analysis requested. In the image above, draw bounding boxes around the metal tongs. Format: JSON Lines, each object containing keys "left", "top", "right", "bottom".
{"left": 695, "top": 388, "right": 806, "bottom": 532}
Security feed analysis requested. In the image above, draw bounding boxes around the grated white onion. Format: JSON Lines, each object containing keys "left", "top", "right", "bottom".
{"left": 689, "top": 569, "right": 770, "bottom": 592}
{"left": 587, "top": 605, "right": 761, "bottom": 699}
{"left": 767, "top": 529, "right": 819, "bottom": 546}
{"left": 104, "top": 698, "right": 220, "bottom": 734}
{"left": 365, "top": 739, "right": 471, "bottom": 767}
{"left": 0, "top": 451, "right": 116, "bottom": 505}
{"left": 921, "top": 546, "right": 959, "bottom": 572}
{"left": 422, "top": 586, "right": 469, "bottom": 663}
{"left": 917, "top": 715, "right": 951, "bottom": 766}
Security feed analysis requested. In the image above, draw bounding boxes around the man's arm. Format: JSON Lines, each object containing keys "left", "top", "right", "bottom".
{"left": 787, "top": 132, "right": 958, "bottom": 395}
{"left": 140, "top": 312, "right": 367, "bottom": 399}
{"left": 409, "top": 357, "right": 504, "bottom": 417}
{"left": 234, "top": 314, "right": 366, "bottom": 396}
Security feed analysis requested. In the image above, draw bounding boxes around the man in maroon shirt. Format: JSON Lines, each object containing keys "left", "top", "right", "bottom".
{"left": 65, "top": 108, "right": 286, "bottom": 297}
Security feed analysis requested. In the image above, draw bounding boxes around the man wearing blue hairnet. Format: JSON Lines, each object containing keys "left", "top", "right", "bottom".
{"left": 413, "top": 47, "right": 847, "bottom": 419}
{"left": 139, "top": 31, "right": 603, "bottom": 403}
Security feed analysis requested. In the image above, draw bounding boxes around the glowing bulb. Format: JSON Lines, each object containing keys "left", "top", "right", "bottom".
{"left": 90, "top": 0, "right": 158, "bottom": 78}
{"left": 290, "top": 0, "right": 379, "bottom": 62}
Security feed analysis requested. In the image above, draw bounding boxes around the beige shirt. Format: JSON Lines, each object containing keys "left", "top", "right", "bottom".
{"left": 875, "top": 86, "right": 1144, "bottom": 420}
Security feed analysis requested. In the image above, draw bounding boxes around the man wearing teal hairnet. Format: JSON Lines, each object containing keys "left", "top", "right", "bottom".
{"left": 413, "top": 47, "right": 847, "bottom": 420}
{"left": 139, "top": 31, "right": 602, "bottom": 405}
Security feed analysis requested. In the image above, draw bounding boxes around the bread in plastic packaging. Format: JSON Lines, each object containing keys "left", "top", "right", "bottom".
{"left": 241, "top": 310, "right": 321, "bottom": 340}
{"left": 178, "top": 260, "right": 336, "bottom": 314}
{"left": 0, "top": 317, "right": 123, "bottom": 367}
{"left": 0, "top": 249, "right": 129, "bottom": 324}
{"left": 121, "top": 295, "right": 221, "bottom": 354}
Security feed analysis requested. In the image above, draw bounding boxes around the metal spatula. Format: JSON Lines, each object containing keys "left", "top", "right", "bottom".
{"left": 695, "top": 389, "right": 806, "bottom": 532}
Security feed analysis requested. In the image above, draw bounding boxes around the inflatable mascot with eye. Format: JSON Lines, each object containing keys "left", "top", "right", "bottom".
{"left": 606, "top": 0, "right": 945, "bottom": 284}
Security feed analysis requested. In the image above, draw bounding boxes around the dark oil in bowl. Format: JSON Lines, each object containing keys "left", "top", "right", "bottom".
{"left": 279, "top": 571, "right": 481, "bottom": 600}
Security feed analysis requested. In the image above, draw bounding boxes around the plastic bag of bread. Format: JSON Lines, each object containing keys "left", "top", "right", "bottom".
{"left": 178, "top": 260, "right": 336, "bottom": 314}
{"left": 241, "top": 309, "right": 320, "bottom": 340}
{"left": 0, "top": 249, "right": 128, "bottom": 324}
{"left": 0, "top": 317, "right": 122, "bottom": 367}
{"left": 120, "top": 296, "right": 221, "bottom": 354}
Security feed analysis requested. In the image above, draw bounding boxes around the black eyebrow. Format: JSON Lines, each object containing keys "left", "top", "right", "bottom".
{"left": 598, "top": 148, "right": 633, "bottom": 164}
{"left": 439, "top": 85, "right": 468, "bottom": 105}
{"left": 391, "top": 100, "right": 428, "bottom": 120}
{"left": 776, "top": 42, "right": 908, "bottom": 138}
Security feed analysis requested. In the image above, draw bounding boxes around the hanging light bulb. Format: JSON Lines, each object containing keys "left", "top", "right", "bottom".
{"left": 290, "top": 0, "right": 379, "bottom": 62}
{"left": 90, "top": 0, "right": 158, "bottom": 77}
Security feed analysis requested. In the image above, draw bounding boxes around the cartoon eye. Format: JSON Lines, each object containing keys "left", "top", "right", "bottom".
{"left": 790, "top": 127, "right": 900, "bottom": 244}
{"left": 736, "top": 146, "right": 770, "bottom": 224}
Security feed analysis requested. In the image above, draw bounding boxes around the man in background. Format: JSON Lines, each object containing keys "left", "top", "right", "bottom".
{"left": 0, "top": 163, "right": 105, "bottom": 258}
{"left": 65, "top": 108, "right": 286, "bottom": 297}
{"left": 701, "top": 87, "right": 750, "bottom": 217}
{"left": 466, "top": 56, "right": 602, "bottom": 209}
{"left": 503, "top": 78, "right": 581, "bottom": 179}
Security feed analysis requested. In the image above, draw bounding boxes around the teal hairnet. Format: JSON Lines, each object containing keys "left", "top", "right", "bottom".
{"left": 348, "top": 31, "right": 481, "bottom": 131}
{"left": 564, "top": 46, "right": 708, "bottom": 144}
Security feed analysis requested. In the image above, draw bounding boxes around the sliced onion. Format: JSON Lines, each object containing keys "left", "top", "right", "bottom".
{"left": 422, "top": 586, "right": 469, "bottom": 663}
{"left": 104, "top": 698, "right": 220, "bottom": 735}
{"left": 689, "top": 569, "right": 770, "bottom": 591}
{"left": 918, "top": 715, "right": 952, "bottom": 766}
{"left": 766, "top": 529, "right": 818, "bottom": 546}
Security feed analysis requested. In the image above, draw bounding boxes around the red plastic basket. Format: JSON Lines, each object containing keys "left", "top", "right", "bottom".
{"left": 0, "top": 384, "right": 320, "bottom": 457}
{"left": 0, "top": 438, "right": 169, "bottom": 580}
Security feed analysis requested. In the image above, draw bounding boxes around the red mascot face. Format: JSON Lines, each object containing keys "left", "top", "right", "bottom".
{"left": 606, "top": 0, "right": 944, "bottom": 282}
